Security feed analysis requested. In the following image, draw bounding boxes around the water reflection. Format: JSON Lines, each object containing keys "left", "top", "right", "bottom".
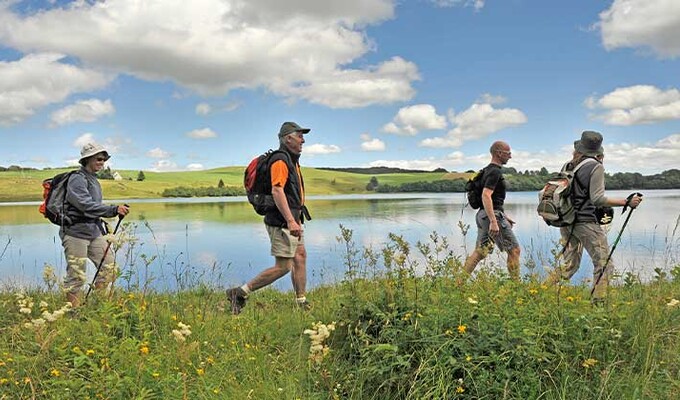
{"left": 1, "top": 191, "right": 678, "bottom": 291}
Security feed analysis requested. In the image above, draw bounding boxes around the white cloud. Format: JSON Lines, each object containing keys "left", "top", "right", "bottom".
{"left": 147, "top": 147, "right": 171, "bottom": 159}
{"left": 361, "top": 138, "right": 386, "bottom": 152}
{"left": 186, "top": 128, "right": 218, "bottom": 139}
{"left": 599, "top": 0, "right": 680, "bottom": 58}
{"left": 195, "top": 103, "right": 211, "bottom": 116}
{"left": 477, "top": 93, "right": 506, "bottom": 105}
{"left": 150, "top": 159, "right": 179, "bottom": 172}
{"left": 186, "top": 163, "right": 204, "bottom": 171}
{"left": 0, "top": 0, "right": 418, "bottom": 108}
{"left": 430, "top": 0, "right": 485, "bottom": 11}
{"left": 50, "top": 98, "right": 114, "bottom": 127}
{"left": 370, "top": 134, "right": 680, "bottom": 174}
{"left": 0, "top": 53, "right": 112, "bottom": 126}
{"left": 74, "top": 133, "right": 96, "bottom": 148}
{"left": 304, "top": 143, "right": 342, "bottom": 155}
{"left": 420, "top": 102, "right": 527, "bottom": 148}
{"left": 382, "top": 104, "right": 447, "bottom": 135}
{"left": 586, "top": 85, "right": 680, "bottom": 125}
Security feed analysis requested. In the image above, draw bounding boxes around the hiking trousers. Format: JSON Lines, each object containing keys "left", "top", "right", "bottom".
{"left": 559, "top": 222, "right": 611, "bottom": 298}
{"left": 62, "top": 234, "right": 116, "bottom": 295}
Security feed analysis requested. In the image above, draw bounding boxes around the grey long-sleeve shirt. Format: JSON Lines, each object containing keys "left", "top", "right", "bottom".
{"left": 60, "top": 167, "right": 119, "bottom": 240}
{"left": 573, "top": 160, "right": 609, "bottom": 223}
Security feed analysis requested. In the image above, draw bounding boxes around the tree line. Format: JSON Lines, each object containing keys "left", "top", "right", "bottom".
{"left": 372, "top": 169, "right": 680, "bottom": 193}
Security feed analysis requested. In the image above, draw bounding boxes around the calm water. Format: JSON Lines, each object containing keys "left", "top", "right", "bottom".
{"left": 1, "top": 190, "right": 679, "bottom": 291}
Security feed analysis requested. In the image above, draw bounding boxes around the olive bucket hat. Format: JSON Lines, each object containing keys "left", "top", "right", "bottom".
{"left": 574, "top": 131, "right": 604, "bottom": 157}
{"left": 278, "top": 121, "right": 310, "bottom": 138}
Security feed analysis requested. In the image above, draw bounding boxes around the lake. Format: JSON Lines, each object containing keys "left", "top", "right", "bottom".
{"left": 1, "top": 190, "right": 679, "bottom": 292}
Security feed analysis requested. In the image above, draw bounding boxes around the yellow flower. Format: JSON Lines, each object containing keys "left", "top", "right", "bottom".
{"left": 465, "top": 355, "right": 472, "bottom": 362}
{"left": 72, "top": 347, "right": 81, "bottom": 353}
{"left": 456, "top": 386, "right": 465, "bottom": 393}
{"left": 582, "top": 358, "right": 598, "bottom": 368}
{"left": 196, "top": 368, "right": 205, "bottom": 376}
{"left": 139, "top": 346, "right": 150, "bottom": 355}
{"left": 127, "top": 294, "right": 135, "bottom": 299}
{"left": 171, "top": 315, "right": 178, "bottom": 321}
{"left": 457, "top": 325, "right": 467, "bottom": 334}
{"left": 444, "top": 329, "right": 453, "bottom": 336}
{"left": 206, "top": 356, "right": 215, "bottom": 365}
{"left": 86, "top": 349, "right": 95, "bottom": 356}
{"left": 0, "top": 378, "right": 8, "bottom": 385}
{"left": 529, "top": 288, "right": 538, "bottom": 295}
{"left": 24, "top": 377, "right": 31, "bottom": 384}
{"left": 566, "top": 296, "right": 575, "bottom": 302}
{"left": 152, "top": 372, "right": 160, "bottom": 378}
{"left": 50, "top": 369, "right": 60, "bottom": 377}
{"left": 213, "top": 389, "right": 220, "bottom": 394}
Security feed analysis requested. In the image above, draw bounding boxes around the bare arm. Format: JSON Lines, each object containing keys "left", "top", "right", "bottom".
{"left": 272, "top": 185, "right": 301, "bottom": 237}
{"left": 481, "top": 187, "right": 499, "bottom": 235}
{"left": 589, "top": 164, "right": 642, "bottom": 208}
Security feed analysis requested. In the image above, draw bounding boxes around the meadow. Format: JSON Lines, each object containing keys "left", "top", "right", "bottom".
{"left": 1, "top": 226, "right": 678, "bottom": 399}
{"left": 0, "top": 167, "right": 463, "bottom": 202}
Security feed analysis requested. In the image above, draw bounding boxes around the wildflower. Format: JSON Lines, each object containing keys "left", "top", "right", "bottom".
{"left": 196, "top": 368, "right": 205, "bottom": 376}
{"left": 445, "top": 329, "right": 453, "bottom": 336}
{"left": 152, "top": 372, "right": 160, "bottom": 378}
{"left": 303, "top": 321, "right": 336, "bottom": 364}
{"left": 456, "top": 386, "right": 465, "bottom": 394}
{"left": 0, "top": 378, "right": 8, "bottom": 385}
{"left": 529, "top": 288, "right": 538, "bottom": 295}
{"left": 171, "top": 315, "right": 178, "bottom": 321}
{"left": 139, "top": 346, "right": 150, "bottom": 355}
{"left": 465, "top": 355, "right": 472, "bottom": 362}
{"left": 457, "top": 325, "right": 467, "bottom": 334}
{"left": 72, "top": 347, "right": 81, "bottom": 353}
{"left": 566, "top": 296, "right": 575, "bottom": 302}
{"left": 19, "top": 307, "right": 32, "bottom": 315}
{"left": 171, "top": 322, "right": 192, "bottom": 343}
{"left": 39, "top": 301, "right": 49, "bottom": 309}
{"left": 50, "top": 369, "right": 60, "bottom": 377}
{"left": 467, "top": 297, "right": 478, "bottom": 305}
{"left": 171, "top": 330, "right": 186, "bottom": 343}
{"left": 24, "top": 377, "right": 31, "bottom": 384}
{"left": 582, "top": 358, "right": 598, "bottom": 368}
{"left": 31, "top": 318, "right": 46, "bottom": 327}
{"left": 86, "top": 349, "right": 95, "bottom": 356}
{"left": 213, "top": 389, "right": 220, "bottom": 394}
{"left": 206, "top": 356, "right": 215, "bottom": 365}
{"left": 667, "top": 299, "right": 679, "bottom": 308}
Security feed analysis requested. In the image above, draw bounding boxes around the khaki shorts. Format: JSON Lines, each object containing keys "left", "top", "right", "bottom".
{"left": 62, "top": 235, "right": 116, "bottom": 294}
{"left": 266, "top": 225, "right": 304, "bottom": 258}
{"left": 475, "top": 209, "right": 520, "bottom": 252}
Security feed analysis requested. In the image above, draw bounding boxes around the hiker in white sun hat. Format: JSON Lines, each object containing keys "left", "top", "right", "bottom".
{"left": 60, "top": 142, "right": 129, "bottom": 307}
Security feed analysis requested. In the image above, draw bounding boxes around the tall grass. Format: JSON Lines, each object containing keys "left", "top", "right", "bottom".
{"left": 0, "top": 223, "right": 678, "bottom": 399}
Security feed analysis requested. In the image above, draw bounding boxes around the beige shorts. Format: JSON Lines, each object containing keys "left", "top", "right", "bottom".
{"left": 62, "top": 234, "right": 116, "bottom": 294}
{"left": 266, "top": 225, "right": 304, "bottom": 258}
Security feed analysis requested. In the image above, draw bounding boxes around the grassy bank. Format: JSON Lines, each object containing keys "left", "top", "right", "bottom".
{"left": 0, "top": 168, "right": 460, "bottom": 202}
{"left": 1, "top": 228, "right": 678, "bottom": 399}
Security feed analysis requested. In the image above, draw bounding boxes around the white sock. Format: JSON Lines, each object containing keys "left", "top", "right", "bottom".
{"left": 296, "top": 296, "right": 307, "bottom": 304}
{"left": 240, "top": 284, "right": 251, "bottom": 295}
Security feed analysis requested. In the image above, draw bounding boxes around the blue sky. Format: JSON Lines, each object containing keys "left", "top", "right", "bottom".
{"left": 0, "top": 0, "right": 678, "bottom": 174}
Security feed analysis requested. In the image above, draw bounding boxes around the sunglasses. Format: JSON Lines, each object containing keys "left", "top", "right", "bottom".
{"left": 95, "top": 157, "right": 108, "bottom": 162}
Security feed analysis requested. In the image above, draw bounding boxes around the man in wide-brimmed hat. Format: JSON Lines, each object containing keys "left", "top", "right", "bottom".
{"left": 551, "top": 131, "right": 642, "bottom": 302}
{"left": 61, "top": 143, "right": 129, "bottom": 307}
{"left": 227, "top": 122, "right": 313, "bottom": 314}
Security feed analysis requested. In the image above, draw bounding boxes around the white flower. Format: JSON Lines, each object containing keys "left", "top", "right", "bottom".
{"left": 467, "top": 297, "right": 479, "bottom": 305}
{"left": 667, "top": 299, "right": 680, "bottom": 308}
{"left": 32, "top": 318, "right": 46, "bottom": 326}
{"left": 19, "top": 307, "right": 32, "bottom": 315}
{"left": 171, "top": 330, "right": 186, "bottom": 343}
{"left": 39, "top": 301, "right": 49, "bottom": 308}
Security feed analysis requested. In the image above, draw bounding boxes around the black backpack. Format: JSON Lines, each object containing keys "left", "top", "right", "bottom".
{"left": 243, "top": 150, "right": 290, "bottom": 215}
{"left": 39, "top": 170, "right": 80, "bottom": 226}
{"left": 464, "top": 167, "right": 486, "bottom": 209}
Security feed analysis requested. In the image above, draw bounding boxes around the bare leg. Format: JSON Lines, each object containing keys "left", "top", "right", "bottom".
{"left": 507, "top": 246, "right": 521, "bottom": 281}
{"left": 246, "top": 257, "right": 292, "bottom": 292}
{"left": 290, "top": 244, "right": 307, "bottom": 298}
{"left": 464, "top": 248, "right": 488, "bottom": 274}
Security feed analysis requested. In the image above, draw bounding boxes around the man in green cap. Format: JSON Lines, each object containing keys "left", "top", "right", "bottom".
{"left": 227, "top": 121, "right": 312, "bottom": 314}
{"left": 552, "top": 131, "right": 642, "bottom": 301}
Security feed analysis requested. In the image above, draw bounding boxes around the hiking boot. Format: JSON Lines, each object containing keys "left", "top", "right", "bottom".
{"left": 227, "top": 287, "right": 247, "bottom": 315}
{"left": 296, "top": 300, "right": 312, "bottom": 311}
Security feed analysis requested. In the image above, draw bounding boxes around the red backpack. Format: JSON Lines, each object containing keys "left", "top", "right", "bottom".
{"left": 243, "top": 150, "right": 290, "bottom": 215}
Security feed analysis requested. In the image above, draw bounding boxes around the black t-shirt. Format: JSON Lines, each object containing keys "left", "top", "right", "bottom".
{"left": 481, "top": 164, "right": 506, "bottom": 212}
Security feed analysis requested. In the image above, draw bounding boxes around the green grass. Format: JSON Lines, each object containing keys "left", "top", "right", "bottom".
{"left": 0, "top": 168, "right": 461, "bottom": 202}
{"left": 1, "top": 228, "right": 679, "bottom": 399}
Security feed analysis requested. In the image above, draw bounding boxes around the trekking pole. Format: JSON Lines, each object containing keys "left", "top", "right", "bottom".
{"left": 590, "top": 193, "right": 642, "bottom": 298}
{"left": 85, "top": 205, "right": 129, "bottom": 302}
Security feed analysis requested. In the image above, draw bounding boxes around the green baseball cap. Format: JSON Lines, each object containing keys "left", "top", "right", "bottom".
{"left": 278, "top": 121, "right": 310, "bottom": 138}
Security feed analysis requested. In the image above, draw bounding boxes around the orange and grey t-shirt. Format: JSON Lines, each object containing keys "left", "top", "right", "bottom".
{"left": 270, "top": 160, "right": 304, "bottom": 204}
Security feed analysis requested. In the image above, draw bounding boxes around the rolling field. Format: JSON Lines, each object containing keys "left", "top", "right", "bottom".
{"left": 0, "top": 167, "right": 468, "bottom": 202}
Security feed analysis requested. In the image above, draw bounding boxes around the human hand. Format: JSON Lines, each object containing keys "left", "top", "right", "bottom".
{"left": 489, "top": 220, "right": 500, "bottom": 236}
{"left": 287, "top": 220, "right": 302, "bottom": 238}
{"left": 117, "top": 204, "right": 130, "bottom": 216}
{"left": 628, "top": 195, "right": 642, "bottom": 209}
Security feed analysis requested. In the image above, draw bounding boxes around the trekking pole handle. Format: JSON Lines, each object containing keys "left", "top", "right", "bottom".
{"left": 623, "top": 192, "right": 643, "bottom": 213}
